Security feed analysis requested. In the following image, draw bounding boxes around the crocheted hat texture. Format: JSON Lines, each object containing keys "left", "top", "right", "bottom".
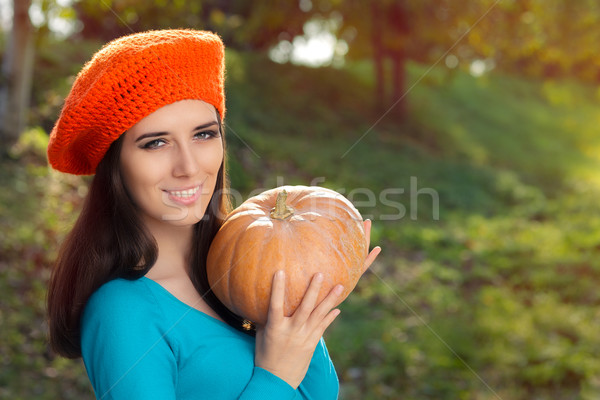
{"left": 47, "top": 29, "right": 225, "bottom": 175}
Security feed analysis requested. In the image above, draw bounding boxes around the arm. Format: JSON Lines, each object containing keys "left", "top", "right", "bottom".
{"left": 237, "top": 367, "right": 297, "bottom": 400}
{"left": 80, "top": 280, "right": 177, "bottom": 400}
{"left": 296, "top": 337, "right": 339, "bottom": 400}
{"left": 237, "top": 338, "right": 338, "bottom": 400}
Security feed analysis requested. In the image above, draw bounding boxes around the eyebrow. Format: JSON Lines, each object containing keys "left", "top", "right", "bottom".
{"left": 134, "top": 121, "right": 219, "bottom": 143}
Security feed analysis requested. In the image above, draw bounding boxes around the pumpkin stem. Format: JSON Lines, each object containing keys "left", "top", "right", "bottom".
{"left": 270, "top": 189, "right": 294, "bottom": 220}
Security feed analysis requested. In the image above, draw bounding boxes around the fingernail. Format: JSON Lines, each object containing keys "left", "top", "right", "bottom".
{"left": 277, "top": 270, "right": 284, "bottom": 278}
{"left": 314, "top": 273, "right": 323, "bottom": 282}
{"left": 334, "top": 285, "right": 344, "bottom": 295}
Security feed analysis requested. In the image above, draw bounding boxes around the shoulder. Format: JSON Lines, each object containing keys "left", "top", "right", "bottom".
{"left": 87, "top": 277, "right": 155, "bottom": 307}
{"left": 82, "top": 277, "right": 162, "bottom": 328}
{"left": 80, "top": 278, "right": 179, "bottom": 398}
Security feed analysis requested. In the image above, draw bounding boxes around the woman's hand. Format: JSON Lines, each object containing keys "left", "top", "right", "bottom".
{"left": 361, "top": 219, "right": 382, "bottom": 275}
{"left": 254, "top": 270, "right": 342, "bottom": 389}
{"left": 254, "top": 219, "right": 382, "bottom": 389}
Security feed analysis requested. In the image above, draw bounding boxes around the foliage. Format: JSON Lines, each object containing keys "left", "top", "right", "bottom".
{"left": 72, "top": 0, "right": 312, "bottom": 51}
{"left": 0, "top": 129, "right": 92, "bottom": 399}
{"left": 31, "top": 35, "right": 103, "bottom": 133}
{"left": 19, "top": 0, "right": 597, "bottom": 134}
{"left": 326, "top": 0, "right": 600, "bottom": 82}
{"left": 464, "top": 0, "right": 600, "bottom": 81}
{"left": 224, "top": 51, "right": 600, "bottom": 399}
{"left": 3, "top": 46, "right": 600, "bottom": 399}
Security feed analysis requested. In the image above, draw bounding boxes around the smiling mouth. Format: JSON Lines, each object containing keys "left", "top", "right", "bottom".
{"left": 167, "top": 186, "right": 201, "bottom": 199}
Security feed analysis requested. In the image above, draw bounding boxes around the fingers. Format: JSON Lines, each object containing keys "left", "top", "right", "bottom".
{"left": 267, "top": 270, "right": 286, "bottom": 324}
{"left": 308, "top": 283, "right": 343, "bottom": 322}
{"left": 361, "top": 246, "right": 381, "bottom": 275}
{"left": 292, "top": 273, "right": 325, "bottom": 323}
{"left": 363, "top": 219, "right": 372, "bottom": 249}
{"left": 288, "top": 273, "right": 346, "bottom": 336}
{"left": 307, "top": 283, "right": 344, "bottom": 340}
{"left": 315, "top": 308, "right": 341, "bottom": 337}
{"left": 361, "top": 219, "right": 381, "bottom": 275}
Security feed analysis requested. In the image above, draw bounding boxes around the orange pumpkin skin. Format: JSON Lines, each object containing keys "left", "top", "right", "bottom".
{"left": 206, "top": 185, "right": 367, "bottom": 326}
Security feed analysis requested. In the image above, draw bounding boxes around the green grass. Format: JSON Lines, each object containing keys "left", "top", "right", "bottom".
{"left": 3, "top": 47, "right": 600, "bottom": 399}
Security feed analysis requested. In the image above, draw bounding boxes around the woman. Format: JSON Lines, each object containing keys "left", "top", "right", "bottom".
{"left": 46, "top": 29, "right": 380, "bottom": 399}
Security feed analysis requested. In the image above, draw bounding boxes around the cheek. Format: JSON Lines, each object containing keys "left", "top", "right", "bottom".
{"left": 200, "top": 140, "right": 224, "bottom": 176}
{"left": 120, "top": 152, "right": 161, "bottom": 203}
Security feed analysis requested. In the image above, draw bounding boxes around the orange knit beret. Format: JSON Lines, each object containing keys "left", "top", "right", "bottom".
{"left": 47, "top": 29, "right": 225, "bottom": 175}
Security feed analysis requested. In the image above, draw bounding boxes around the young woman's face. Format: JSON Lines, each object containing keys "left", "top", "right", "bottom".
{"left": 120, "top": 100, "right": 223, "bottom": 227}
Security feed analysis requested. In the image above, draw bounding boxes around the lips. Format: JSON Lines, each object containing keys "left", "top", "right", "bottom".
{"left": 163, "top": 185, "right": 203, "bottom": 205}
{"left": 168, "top": 186, "right": 200, "bottom": 198}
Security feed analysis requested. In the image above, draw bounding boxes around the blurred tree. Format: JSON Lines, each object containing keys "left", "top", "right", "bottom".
{"left": 330, "top": 0, "right": 461, "bottom": 117}
{"left": 316, "top": 0, "right": 600, "bottom": 117}
{"left": 465, "top": 0, "right": 600, "bottom": 81}
{"left": 370, "top": 1, "right": 409, "bottom": 115}
{"left": 222, "top": 0, "right": 308, "bottom": 51}
{"left": 69, "top": 0, "right": 479, "bottom": 119}
{"left": 74, "top": 0, "right": 199, "bottom": 42}
{"left": 0, "top": 0, "right": 35, "bottom": 154}
{"left": 72, "top": 0, "right": 600, "bottom": 87}
{"left": 29, "top": 0, "right": 599, "bottom": 134}
{"left": 73, "top": 0, "right": 311, "bottom": 51}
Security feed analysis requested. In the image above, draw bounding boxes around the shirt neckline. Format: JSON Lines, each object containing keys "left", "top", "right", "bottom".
{"left": 139, "top": 276, "right": 236, "bottom": 331}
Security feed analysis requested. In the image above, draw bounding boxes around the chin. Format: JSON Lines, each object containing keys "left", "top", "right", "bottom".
{"left": 160, "top": 214, "right": 202, "bottom": 226}
{"left": 158, "top": 205, "right": 209, "bottom": 226}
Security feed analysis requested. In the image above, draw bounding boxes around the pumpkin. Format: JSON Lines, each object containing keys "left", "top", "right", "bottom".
{"left": 206, "top": 185, "right": 367, "bottom": 326}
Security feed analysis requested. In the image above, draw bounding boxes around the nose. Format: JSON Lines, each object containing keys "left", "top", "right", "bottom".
{"left": 172, "top": 142, "right": 200, "bottom": 177}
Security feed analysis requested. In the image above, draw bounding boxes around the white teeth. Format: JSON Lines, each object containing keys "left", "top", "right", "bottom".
{"left": 169, "top": 186, "right": 199, "bottom": 198}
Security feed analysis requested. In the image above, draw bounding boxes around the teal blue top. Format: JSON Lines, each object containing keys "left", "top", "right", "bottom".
{"left": 80, "top": 277, "right": 339, "bottom": 400}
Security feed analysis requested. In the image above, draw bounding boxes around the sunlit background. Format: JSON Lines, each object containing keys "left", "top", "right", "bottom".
{"left": 2, "top": 1, "right": 600, "bottom": 399}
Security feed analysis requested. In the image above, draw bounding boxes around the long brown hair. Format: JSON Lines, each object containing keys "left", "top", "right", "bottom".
{"left": 47, "top": 117, "right": 247, "bottom": 359}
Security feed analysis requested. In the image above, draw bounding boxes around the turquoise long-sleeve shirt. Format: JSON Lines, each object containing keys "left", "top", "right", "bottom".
{"left": 80, "top": 277, "right": 339, "bottom": 399}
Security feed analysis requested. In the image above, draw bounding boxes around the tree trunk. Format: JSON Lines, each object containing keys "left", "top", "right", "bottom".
{"left": 391, "top": 49, "right": 406, "bottom": 118}
{"left": 0, "top": 0, "right": 35, "bottom": 155}
{"left": 370, "top": 1, "right": 385, "bottom": 112}
{"left": 388, "top": 1, "right": 409, "bottom": 119}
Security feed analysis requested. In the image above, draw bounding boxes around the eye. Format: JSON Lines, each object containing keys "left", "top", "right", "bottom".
{"left": 140, "top": 138, "right": 166, "bottom": 149}
{"left": 194, "top": 130, "right": 219, "bottom": 140}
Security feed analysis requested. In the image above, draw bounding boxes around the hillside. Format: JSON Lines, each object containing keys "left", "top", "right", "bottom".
{"left": 2, "top": 50, "right": 600, "bottom": 399}
{"left": 225, "top": 52, "right": 600, "bottom": 399}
